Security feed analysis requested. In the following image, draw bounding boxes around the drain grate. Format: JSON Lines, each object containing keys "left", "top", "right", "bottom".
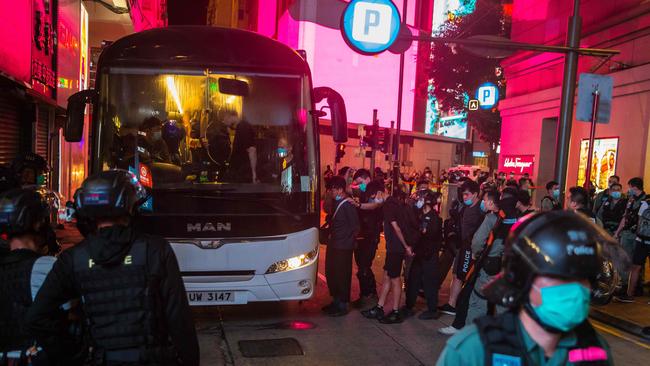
{"left": 238, "top": 338, "right": 304, "bottom": 358}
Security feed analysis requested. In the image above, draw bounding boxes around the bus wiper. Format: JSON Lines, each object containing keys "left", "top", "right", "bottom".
{"left": 187, "top": 196, "right": 302, "bottom": 221}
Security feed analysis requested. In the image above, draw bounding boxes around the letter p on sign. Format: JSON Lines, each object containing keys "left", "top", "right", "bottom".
{"left": 352, "top": 3, "right": 392, "bottom": 45}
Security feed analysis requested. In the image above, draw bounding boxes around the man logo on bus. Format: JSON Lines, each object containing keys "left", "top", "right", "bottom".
{"left": 187, "top": 222, "right": 232, "bottom": 232}
{"left": 351, "top": 2, "right": 393, "bottom": 45}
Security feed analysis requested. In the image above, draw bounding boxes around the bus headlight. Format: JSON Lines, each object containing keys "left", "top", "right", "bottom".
{"left": 265, "top": 249, "right": 318, "bottom": 274}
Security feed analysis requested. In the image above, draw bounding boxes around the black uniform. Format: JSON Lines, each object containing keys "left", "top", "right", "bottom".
{"left": 405, "top": 210, "right": 443, "bottom": 312}
{"left": 599, "top": 197, "right": 626, "bottom": 234}
{"left": 353, "top": 190, "right": 382, "bottom": 298}
{"left": 26, "top": 225, "right": 199, "bottom": 366}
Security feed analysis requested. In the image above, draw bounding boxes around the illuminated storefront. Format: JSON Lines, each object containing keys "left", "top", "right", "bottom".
{"left": 499, "top": 0, "right": 650, "bottom": 201}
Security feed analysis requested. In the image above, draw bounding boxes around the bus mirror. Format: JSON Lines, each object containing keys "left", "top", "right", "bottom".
{"left": 314, "top": 87, "right": 348, "bottom": 143}
{"left": 65, "top": 90, "right": 96, "bottom": 142}
{"left": 219, "top": 78, "right": 249, "bottom": 96}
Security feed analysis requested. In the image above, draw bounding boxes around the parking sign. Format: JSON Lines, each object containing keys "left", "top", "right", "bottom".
{"left": 341, "top": 0, "right": 401, "bottom": 55}
{"left": 476, "top": 82, "right": 499, "bottom": 109}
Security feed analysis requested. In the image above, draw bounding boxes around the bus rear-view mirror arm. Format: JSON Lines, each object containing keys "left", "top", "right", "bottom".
{"left": 313, "top": 87, "right": 348, "bottom": 143}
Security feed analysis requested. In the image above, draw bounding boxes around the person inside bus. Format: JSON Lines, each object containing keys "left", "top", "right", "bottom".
{"left": 162, "top": 119, "right": 186, "bottom": 166}
{"left": 226, "top": 111, "right": 259, "bottom": 183}
{"left": 140, "top": 117, "right": 171, "bottom": 164}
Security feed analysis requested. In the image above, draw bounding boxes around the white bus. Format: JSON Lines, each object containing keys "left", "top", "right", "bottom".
{"left": 64, "top": 26, "right": 348, "bottom": 305}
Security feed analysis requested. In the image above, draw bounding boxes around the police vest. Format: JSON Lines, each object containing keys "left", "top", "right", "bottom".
{"left": 72, "top": 238, "right": 170, "bottom": 362}
{"left": 542, "top": 196, "right": 562, "bottom": 210}
{"left": 0, "top": 250, "right": 40, "bottom": 352}
{"left": 475, "top": 311, "right": 609, "bottom": 366}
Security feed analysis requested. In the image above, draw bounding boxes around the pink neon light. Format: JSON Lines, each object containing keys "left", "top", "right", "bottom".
{"left": 0, "top": 0, "right": 32, "bottom": 83}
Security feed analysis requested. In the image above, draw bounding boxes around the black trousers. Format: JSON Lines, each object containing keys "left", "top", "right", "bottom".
{"left": 405, "top": 255, "right": 440, "bottom": 312}
{"left": 325, "top": 247, "right": 354, "bottom": 303}
{"left": 354, "top": 235, "right": 379, "bottom": 297}
{"left": 452, "top": 268, "right": 478, "bottom": 329}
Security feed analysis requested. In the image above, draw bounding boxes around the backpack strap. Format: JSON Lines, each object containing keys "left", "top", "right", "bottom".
{"left": 328, "top": 198, "right": 351, "bottom": 224}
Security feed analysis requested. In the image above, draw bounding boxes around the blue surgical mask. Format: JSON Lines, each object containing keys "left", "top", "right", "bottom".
{"left": 373, "top": 197, "right": 384, "bottom": 204}
{"left": 611, "top": 191, "right": 622, "bottom": 200}
{"left": 480, "top": 200, "right": 487, "bottom": 213}
{"left": 415, "top": 199, "right": 424, "bottom": 209}
{"left": 277, "top": 147, "right": 288, "bottom": 157}
{"left": 532, "top": 282, "right": 590, "bottom": 332}
{"left": 628, "top": 189, "right": 636, "bottom": 197}
{"left": 552, "top": 189, "right": 560, "bottom": 199}
{"left": 464, "top": 198, "right": 474, "bottom": 206}
{"left": 335, "top": 195, "right": 343, "bottom": 201}
{"left": 359, "top": 182, "right": 368, "bottom": 192}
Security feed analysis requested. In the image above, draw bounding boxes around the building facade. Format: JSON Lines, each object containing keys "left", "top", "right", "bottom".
{"left": 499, "top": 0, "right": 650, "bottom": 202}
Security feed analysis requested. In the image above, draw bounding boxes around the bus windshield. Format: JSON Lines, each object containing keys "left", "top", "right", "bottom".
{"left": 95, "top": 68, "right": 318, "bottom": 216}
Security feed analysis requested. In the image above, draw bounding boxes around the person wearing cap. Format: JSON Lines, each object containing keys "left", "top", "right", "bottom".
{"left": 0, "top": 189, "right": 80, "bottom": 365}
{"left": 437, "top": 211, "right": 615, "bottom": 366}
{"left": 26, "top": 170, "right": 199, "bottom": 366}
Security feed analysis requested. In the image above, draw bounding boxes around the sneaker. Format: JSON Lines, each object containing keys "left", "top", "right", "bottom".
{"left": 327, "top": 303, "right": 349, "bottom": 317}
{"left": 438, "top": 325, "right": 460, "bottom": 336}
{"left": 379, "top": 310, "right": 404, "bottom": 324}
{"left": 399, "top": 306, "right": 415, "bottom": 318}
{"left": 362, "top": 305, "right": 385, "bottom": 319}
{"left": 352, "top": 294, "right": 378, "bottom": 309}
{"left": 418, "top": 310, "right": 441, "bottom": 320}
{"left": 613, "top": 295, "right": 635, "bottom": 303}
{"left": 438, "top": 304, "right": 457, "bottom": 316}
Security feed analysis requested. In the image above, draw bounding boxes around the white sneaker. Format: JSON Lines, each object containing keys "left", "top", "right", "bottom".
{"left": 438, "top": 326, "right": 460, "bottom": 336}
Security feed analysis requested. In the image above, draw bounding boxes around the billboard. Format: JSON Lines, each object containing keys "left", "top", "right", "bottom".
{"left": 57, "top": 0, "right": 81, "bottom": 107}
{"left": 577, "top": 137, "right": 618, "bottom": 190}
{"left": 425, "top": 113, "right": 468, "bottom": 139}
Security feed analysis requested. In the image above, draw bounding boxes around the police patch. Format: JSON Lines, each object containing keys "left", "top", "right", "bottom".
{"left": 493, "top": 353, "right": 522, "bottom": 366}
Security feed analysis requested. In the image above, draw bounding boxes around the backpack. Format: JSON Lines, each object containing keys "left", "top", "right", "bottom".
{"left": 636, "top": 201, "right": 650, "bottom": 239}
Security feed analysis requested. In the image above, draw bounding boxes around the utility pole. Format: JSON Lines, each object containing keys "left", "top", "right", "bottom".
{"left": 370, "top": 109, "right": 378, "bottom": 177}
{"left": 554, "top": 0, "right": 582, "bottom": 203}
{"left": 392, "top": 0, "right": 408, "bottom": 194}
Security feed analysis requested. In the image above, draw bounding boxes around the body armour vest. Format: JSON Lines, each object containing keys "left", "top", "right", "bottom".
{"left": 72, "top": 238, "right": 167, "bottom": 355}
{"left": 475, "top": 311, "right": 609, "bottom": 366}
{"left": 0, "top": 250, "right": 40, "bottom": 352}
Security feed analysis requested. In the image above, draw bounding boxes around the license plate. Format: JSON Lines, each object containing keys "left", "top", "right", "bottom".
{"left": 187, "top": 291, "right": 236, "bottom": 304}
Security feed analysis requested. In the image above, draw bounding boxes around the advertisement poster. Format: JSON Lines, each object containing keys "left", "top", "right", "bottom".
{"left": 577, "top": 137, "right": 618, "bottom": 190}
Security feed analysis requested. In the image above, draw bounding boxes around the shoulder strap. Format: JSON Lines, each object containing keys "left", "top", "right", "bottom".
{"left": 568, "top": 321, "right": 610, "bottom": 366}
{"left": 330, "top": 199, "right": 351, "bottom": 222}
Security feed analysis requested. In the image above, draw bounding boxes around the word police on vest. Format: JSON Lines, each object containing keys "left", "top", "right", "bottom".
{"left": 89, "top": 255, "right": 133, "bottom": 268}
{"left": 352, "top": 2, "right": 393, "bottom": 45}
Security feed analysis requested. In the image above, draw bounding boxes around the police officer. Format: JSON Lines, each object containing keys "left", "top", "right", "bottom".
{"left": 0, "top": 189, "right": 77, "bottom": 365}
{"left": 541, "top": 181, "right": 562, "bottom": 211}
{"left": 26, "top": 170, "right": 199, "bottom": 366}
{"left": 437, "top": 211, "right": 614, "bottom": 365}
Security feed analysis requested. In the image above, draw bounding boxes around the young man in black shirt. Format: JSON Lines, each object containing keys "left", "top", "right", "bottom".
{"left": 351, "top": 169, "right": 385, "bottom": 308}
{"left": 323, "top": 176, "right": 360, "bottom": 316}
{"left": 362, "top": 190, "right": 414, "bottom": 324}
{"left": 541, "top": 180, "right": 562, "bottom": 211}
{"left": 598, "top": 182, "right": 626, "bottom": 235}
{"left": 439, "top": 180, "right": 484, "bottom": 317}
{"left": 402, "top": 190, "right": 443, "bottom": 320}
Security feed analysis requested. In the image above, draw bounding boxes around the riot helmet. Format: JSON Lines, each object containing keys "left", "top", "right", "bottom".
{"left": 76, "top": 170, "right": 147, "bottom": 219}
{"left": 483, "top": 211, "right": 612, "bottom": 309}
{"left": 0, "top": 188, "right": 49, "bottom": 237}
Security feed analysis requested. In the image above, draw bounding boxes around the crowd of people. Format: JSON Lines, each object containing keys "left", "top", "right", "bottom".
{"left": 320, "top": 165, "right": 646, "bottom": 328}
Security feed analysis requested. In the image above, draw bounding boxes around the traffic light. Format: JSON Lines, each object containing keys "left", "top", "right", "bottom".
{"left": 335, "top": 143, "right": 346, "bottom": 163}
{"left": 379, "top": 128, "right": 390, "bottom": 153}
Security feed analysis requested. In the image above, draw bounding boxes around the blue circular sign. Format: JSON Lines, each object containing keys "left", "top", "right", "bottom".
{"left": 341, "top": 0, "right": 401, "bottom": 55}
{"left": 475, "top": 82, "right": 499, "bottom": 109}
